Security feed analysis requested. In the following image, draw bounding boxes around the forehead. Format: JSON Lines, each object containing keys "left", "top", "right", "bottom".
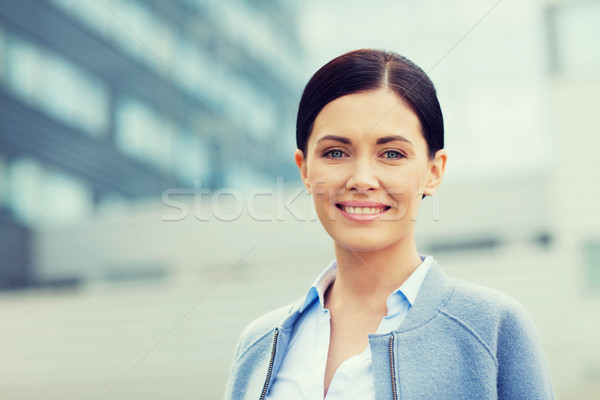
{"left": 309, "top": 89, "right": 424, "bottom": 148}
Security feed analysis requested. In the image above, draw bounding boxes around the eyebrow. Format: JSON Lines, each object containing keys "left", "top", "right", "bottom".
{"left": 315, "top": 134, "right": 413, "bottom": 146}
{"left": 316, "top": 135, "right": 352, "bottom": 145}
{"left": 375, "top": 135, "right": 413, "bottom": 146}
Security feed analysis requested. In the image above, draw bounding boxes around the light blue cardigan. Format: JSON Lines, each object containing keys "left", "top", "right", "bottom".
{"left": 224, "top": 260, "right": 555, "bottom": 399}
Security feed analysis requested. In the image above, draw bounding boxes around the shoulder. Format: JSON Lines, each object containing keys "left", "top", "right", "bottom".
{"left": 224, "top": 299, "right": 302, "bottom": 400}
{"left": 233, "top": 298, "right": 301, "bottom": 361}
{"left": 415, "top": 269, "right": 554, "bottom": 397}
{"left": 445, "top": 279, "right": 528, "bottom": 320}
{"left": 418, "top": 269, "right": 554, "bottom": 397}
{"left": 439, "top": 278, "right": 541, "bottom": 356}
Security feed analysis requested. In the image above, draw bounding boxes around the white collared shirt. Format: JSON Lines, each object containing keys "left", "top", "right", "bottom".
{"left": 265, "top": 255, "right": 432, "bottom": 400}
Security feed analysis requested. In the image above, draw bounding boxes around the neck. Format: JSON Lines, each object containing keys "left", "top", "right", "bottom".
{"left": 325, "top": 236, "right": 423, "bottom": 313}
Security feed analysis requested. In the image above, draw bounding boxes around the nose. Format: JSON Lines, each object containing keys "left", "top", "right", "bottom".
{"left": 345, "top": 158, "right": 380, "bottom": 193}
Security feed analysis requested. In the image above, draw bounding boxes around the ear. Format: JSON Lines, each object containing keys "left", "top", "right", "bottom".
{"left": 294, "top": 149, "right": 311, "bottom": 193}
{"left": 423, "top": 149, "right": 447, "bottom": 196}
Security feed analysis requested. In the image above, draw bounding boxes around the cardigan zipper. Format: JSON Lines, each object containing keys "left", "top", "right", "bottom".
{"left": 389, "top": 335, "right": 398, "bottom": 400}
{"left": 259, "top": 328, "right": 279, "bottom": 400}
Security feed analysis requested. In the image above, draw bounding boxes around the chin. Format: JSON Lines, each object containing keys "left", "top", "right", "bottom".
{"left": 332, "top": 234, "right": 394, "bottom": 253}
{"left": 327, "top": 224, "right": 413, "bottom": 254}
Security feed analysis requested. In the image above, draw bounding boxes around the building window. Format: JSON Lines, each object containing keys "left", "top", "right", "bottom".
{"left": 115, "top": 97, "right": 175, "bottom": 172}
{"left": 174, "top": 129, "right": 210, "bottom": 185}
{"left": 7, "top": 158, "right": 93, "bottom": 227}
{"left": 2, "top": 33, "right": 109, "bottom": 137}
{"left": 50, "top": 0, "right": 177, "bottom": 76}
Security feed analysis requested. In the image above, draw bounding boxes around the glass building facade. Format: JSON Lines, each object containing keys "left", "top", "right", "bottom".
{"left": 0, "top": 0, "right": 304, "bottom": 288}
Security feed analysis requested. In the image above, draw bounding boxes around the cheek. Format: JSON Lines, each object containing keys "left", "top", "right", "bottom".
{"left": 306, "top": 164, "right": 347, "bottom": 222}
{"left": 401, "top": 161, "right": 429, "bottom": 190}
{"left": 383, "top": 168, "right": 426, "bottom": 208}
{"left": 306, "top": 163, "right": 346, "bottom": 195}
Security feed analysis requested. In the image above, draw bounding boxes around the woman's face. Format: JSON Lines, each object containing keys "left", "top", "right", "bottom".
{"left": 295, "top": 88, "right": 446, "bottom": 253}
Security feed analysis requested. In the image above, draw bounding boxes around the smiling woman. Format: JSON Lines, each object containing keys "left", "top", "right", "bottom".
{"left": 296, "top": 89, "right": 444, "bottom": 256}
{"left": 224, "top": 49, "right": 555, "bottom": 400}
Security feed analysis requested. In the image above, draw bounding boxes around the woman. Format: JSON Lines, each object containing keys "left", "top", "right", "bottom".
{"left": 224, "top": 49, "right": 554, "bottom": 400}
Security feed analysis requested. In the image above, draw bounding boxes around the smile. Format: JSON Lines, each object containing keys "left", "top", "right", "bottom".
{"left": 335, "top": 202, "right": 391, "bottom": 222}
{"left": 338, "top": 205, "right": 389, "bottom": 215}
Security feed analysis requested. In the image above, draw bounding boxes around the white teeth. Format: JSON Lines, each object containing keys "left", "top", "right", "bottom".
{"left": 343, "top": 206, "right": 385, "bottom": 215}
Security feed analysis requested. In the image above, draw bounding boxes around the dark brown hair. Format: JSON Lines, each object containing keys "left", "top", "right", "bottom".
{"left": 296, "top": 49, "right": 444, "bottom": 159}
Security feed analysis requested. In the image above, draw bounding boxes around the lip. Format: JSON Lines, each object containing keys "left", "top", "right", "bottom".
{"left": 337, "top": 200, "right": 389, "bottom": 208}
{"left": 335, "top": 200, "right": 391, "bottom": 223}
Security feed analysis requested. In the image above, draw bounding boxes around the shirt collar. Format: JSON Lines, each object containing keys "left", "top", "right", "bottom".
{"left": 300, "top": 260, "right": 337, "bottom": 313}
{"left": 299, "top": 255, "right": 433, "bottom": 315}
{"left": 385, "top": 255, "right": 432, "bottom": 317}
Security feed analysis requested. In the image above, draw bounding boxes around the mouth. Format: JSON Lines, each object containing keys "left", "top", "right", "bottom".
{"left": 335, "top": 201, "right": 391, "bottom": 222}
{"left": 335, "top": 204, "right": 391, "bottom": 215}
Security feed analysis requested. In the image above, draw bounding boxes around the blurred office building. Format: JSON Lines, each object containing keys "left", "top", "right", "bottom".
{"left": 0, "top": 0, "right": 304, "bottom": 289}
{"left": 0, "top": 0, "right": 599, "bottom": 399}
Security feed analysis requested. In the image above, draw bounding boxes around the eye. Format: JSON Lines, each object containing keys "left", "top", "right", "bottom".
{"left": 323, "top": 149, "right": 346, "bottom": 158}
{"left": 382, "top": 150, "right": 404, "bottom": 159}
